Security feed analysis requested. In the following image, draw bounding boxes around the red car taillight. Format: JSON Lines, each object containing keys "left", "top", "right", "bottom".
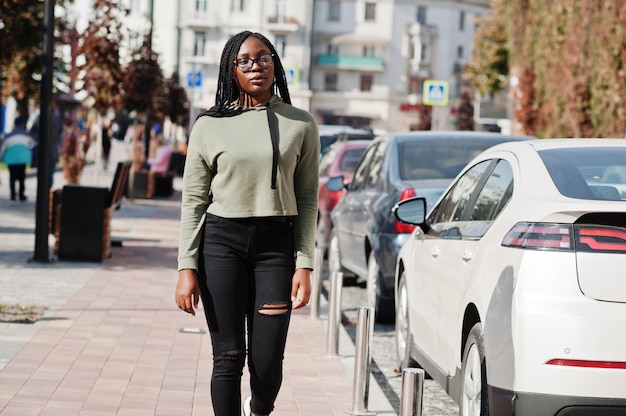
{"left": 546, "top": 359, "right": 626, "bottom": 370}
{"left": 501, "top": 223, "right": 573, "bottom": 251}
{"left": 502, "top": 222, "right": 626, "bottom": 253}
{"left": 393, "top": 188, "right": 417, "bottom": 233}
{"left": 328, "top": 189, "right": 345, "bottom": 211}
{"left": 575, "top": 225, "right": 626, "bottom": 253}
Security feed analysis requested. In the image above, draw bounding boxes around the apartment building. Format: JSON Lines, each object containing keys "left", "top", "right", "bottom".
{"left": 95, "top": 0, "right": 490, "bottom": 133}
{"left": 310, "top": 0, "right": 489, "bottom": 132}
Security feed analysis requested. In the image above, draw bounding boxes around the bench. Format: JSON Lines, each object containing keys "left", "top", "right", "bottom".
{"left": 152, "top": 151, "right": 182, "bottom": 197}
{"left": 52, "top": 161, "right": 132, "bottom": 262}
{"left": 127, "top": 151, "right": 182, "bottom": 199}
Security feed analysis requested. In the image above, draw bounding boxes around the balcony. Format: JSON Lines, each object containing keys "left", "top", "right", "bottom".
{"left": 317, "top": 55, "right": 384, "bottom": 72}
{"left": 408, "top": 59, "right": 431, "bottom": 78}
{"left": 266, "top": 16, "right": 299, "bottom": 33}
{"left": 185, "top": 11, "right": 220, "bottom": 30}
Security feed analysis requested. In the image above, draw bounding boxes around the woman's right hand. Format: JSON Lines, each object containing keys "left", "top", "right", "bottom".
{"left": 175, "top": 269, "right": 199, "bottom": 316}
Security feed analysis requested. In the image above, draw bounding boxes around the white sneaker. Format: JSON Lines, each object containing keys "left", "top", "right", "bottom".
{"left": 243, "top": 395, "right": 252, "bottom": 416}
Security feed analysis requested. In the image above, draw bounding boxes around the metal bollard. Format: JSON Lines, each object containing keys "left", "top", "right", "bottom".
{"left": 345, "top": 306, "right": 376, "bottom": 416}
{"left": 310, "top": 247, "right": 324, "bottom": 319}
{"left": 399, "top": 368, "right": 425, "bottom": 416}
{"left": 324, "top": 271, "right": 343, "bottom": 357}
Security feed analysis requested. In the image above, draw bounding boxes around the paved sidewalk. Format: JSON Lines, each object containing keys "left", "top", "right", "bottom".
{"left": 0, "top": 141, "right": 396, "bottom": 416}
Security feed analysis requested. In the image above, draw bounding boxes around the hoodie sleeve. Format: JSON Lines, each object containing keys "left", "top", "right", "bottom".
{"left": 292, "top": 117, "right": 320, "bottom": 270}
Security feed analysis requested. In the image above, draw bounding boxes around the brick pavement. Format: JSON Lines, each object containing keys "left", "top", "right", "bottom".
{"left": 0, "top": 140, "right": 395, "bottom": 415}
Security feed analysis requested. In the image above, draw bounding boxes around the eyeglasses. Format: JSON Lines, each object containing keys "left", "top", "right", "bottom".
{"left": 234, "top": 54, "right": 274, "bottom": 72}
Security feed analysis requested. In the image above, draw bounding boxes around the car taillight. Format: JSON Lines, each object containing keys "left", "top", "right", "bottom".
{"left": 393, "top": 188, "right": 417, "bottom": 233}
{"left": 502, "top": 222, "right": 626, "bottom": 253}
{"left": 501, "top": 222, "right": 573, "bottom": 251}
{"left": 546, "top": 359, "right": 626, "bottom": 370}
{"left": 575, "top": 225, "right": 626, "bottom": 253}
{"left": 328, "top": 189, "right": 345, "bottom": 211}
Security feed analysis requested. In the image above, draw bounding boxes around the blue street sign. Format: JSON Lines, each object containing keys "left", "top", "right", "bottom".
{"left": 423, "top": 80, "right": 449, "bottom": 106}
{"left": 187, "top": 71, "right": 202, "bottom": 88}
{"left": 284, "top": 67, "right": 299, "bottom": 86}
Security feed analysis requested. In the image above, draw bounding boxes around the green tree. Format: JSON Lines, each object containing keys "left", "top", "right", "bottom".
{"left": 2, "top": 1, "right": 44, "bottom": 116}
{"left": 1, "top": 0, "right": 75, "bottom": 117}
{"left": 464, "top": 0, "right": 508, "bottom": 97}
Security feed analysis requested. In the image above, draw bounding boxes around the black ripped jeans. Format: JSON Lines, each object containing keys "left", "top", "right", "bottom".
{"left": 197, "top": 213, "right": 294, "bottom": 416}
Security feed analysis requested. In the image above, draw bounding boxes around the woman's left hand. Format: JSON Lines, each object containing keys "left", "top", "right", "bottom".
{"left": 291, "top": 268, "right": 311, "bottom": 310}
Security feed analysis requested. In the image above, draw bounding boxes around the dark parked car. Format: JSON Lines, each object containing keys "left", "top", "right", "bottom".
{"left": 317, "top": 140, "right": 372, "bottom": 257}
{"left": 327, "top": 131, "right": 534, "bottom": 323}
{"left": 318, "top": 124, "right": 374, "bottom": 156}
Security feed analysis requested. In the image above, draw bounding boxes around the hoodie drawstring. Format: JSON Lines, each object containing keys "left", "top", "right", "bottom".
{"left": 265, "top": 102, "right": 279, "bottom": 189}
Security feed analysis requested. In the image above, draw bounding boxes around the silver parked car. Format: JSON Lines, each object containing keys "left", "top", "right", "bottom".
{"left": 327, "top": 131, "right": 534, "bottom": 323}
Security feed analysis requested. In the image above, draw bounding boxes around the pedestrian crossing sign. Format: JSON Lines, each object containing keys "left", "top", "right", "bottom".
{"left": 423, "top": 80, "right": 449, "bottom": 106}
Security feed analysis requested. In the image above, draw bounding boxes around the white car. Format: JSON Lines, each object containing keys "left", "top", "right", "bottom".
{"left": 392, "top": 139, "right": 626, "bottom": 416}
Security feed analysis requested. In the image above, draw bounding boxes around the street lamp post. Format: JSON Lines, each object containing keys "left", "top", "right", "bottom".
{"left": 33, "top": 0, "right": 56, "bottom": 263}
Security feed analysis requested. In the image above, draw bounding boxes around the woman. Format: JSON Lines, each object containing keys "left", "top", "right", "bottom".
{"left": 175, "top": 31, "right": 319, "bottom": 416}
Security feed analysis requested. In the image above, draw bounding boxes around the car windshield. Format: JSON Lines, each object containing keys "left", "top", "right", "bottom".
{"left": 539, "top": 147, "right": 626, "bottom": 201}
{"left": 339, "top": 148, "right": 367, "bottom": 173}
{"left": 399, "top": 139, "right": 496, "bottom": 180}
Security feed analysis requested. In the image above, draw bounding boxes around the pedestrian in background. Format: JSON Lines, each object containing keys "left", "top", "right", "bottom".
{"left": 1, "top": 117, "right": 35, "bottom": 204}
{"left": 175, "top": 31, "right": 320, "bottom": 416}
{"left": 101, "top": 117, "right": 113, "bottom": 171}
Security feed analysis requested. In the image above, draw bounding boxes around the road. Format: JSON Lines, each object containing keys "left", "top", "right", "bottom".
{"left": 320, "top": 262, "right": 459, "bottom": 416}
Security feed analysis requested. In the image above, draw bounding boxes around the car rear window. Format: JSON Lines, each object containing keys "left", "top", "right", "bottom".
{"left": 339, "top": 148, "right": 367, "bottom": 172}
{"left": 399, "top": 139, "right": 500, "bottom": 180}
{"left": 539, "top": 147, "right": 626, "bottom": 201}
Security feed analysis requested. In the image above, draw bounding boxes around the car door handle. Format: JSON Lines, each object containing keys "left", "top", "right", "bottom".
{"left": 461, "top": 250, "right": 474, "bottom": 262}
{"left": 430, "top": 247, "right": 440, "bottom": 258}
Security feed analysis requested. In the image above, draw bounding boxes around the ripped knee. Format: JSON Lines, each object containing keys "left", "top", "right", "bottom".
{"left": 220, "top": 349, "right": 244, "bottom": 360}
{"left": 257, "top": 302, "right": 290, "bottom": 315}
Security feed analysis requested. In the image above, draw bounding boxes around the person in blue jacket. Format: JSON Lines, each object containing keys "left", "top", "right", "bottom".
{"left": 1, "top": 117, "right": 36, "bottom": 204}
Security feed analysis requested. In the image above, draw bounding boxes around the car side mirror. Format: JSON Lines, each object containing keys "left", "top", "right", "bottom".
{"left": 326, "top": 175, "right": 347, "bottom": 192}
{"left": 392, "top": 197, "right": 427, "bottom": 225}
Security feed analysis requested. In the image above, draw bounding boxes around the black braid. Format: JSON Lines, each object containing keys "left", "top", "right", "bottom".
{"left": 214, "top": 31, "right": 291, "bottom": 112}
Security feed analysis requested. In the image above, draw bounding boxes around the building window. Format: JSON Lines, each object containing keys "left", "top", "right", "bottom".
{"left": 360, "top": 74, "right": 373, "bottom": 92}
{"left": 417, "top": 6, "right": 426, "bottom": 24}
{"left": 365, "top": 3, "right": 376, "bottom": 21}
{"left": 324, "top": 73, "right": 338, "bottom": 91}
{"left": 193, "top": 31, "right": 206, "bottom": 56}
{"left": 457, "top": 45, "right": 464, "bottom": 59}
{"left": 363, "top": 46, "right": 375, "bottom": 57}
{"left": 408, "top": 77, "right": 424, "bottom": 95}
{"left": 459, "top": 10, "right": 465, "bottom": 31}
{"left": 275, "top": 35, "right": 286, "bottom": 57}
{"left": 328, "top": 1, "right": 341, "bottom": 21}
{"left": 275, "top": 0, "right": 287, "bottom": 22}
{"left": 129, "top": 0, "right": 140, "bottom": 13}
{"left": 327, "top": 44, "right": 339, "bottom": 55}
{"left": 231, "top": 0, "right": 249, "bottom": 12}
{"left": 127, "top": 32, "right": 141, "bottom": 53}
{"left": 195, "top": 0, "right": 207, "bottom": 12}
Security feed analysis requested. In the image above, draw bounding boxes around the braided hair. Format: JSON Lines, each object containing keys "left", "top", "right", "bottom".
{"left": 214, "top": 31, "right": 291, "bottom": 113}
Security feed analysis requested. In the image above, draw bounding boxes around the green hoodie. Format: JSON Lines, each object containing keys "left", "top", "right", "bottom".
{"left": 177, "top": 96, "right": 320, "bottom": 271}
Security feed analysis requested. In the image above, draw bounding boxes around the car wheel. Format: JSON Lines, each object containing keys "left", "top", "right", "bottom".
{"left": 395, "top": 271, "right": 417, "bottom": 371}
{"left": 367, "top": 251, "right": 394, "bottom": 323}
{"left": 461, "top": 322, "right": 489, "bottom": 416}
